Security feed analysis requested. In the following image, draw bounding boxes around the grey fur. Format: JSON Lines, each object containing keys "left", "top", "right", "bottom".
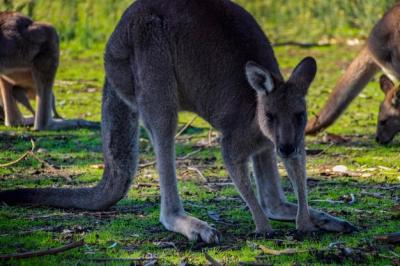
{"left": 0, "top": 0, "right": 355, "bottom": 242}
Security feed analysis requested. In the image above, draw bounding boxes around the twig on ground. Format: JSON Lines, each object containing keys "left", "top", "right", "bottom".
{"left": 178, "top": 148, "right": 203, "bottom": 160}
{"left": 257, "top": 244, "right": 306, "bottom": 255}
{"left": 272, "top": 41, "right": 331, "bottom": 47}
{"left": 311, "top": 143, "right": 334, "bottom": 156}
{"left": 0, "top": 239, "right": 84, "bottom": 260}
{"left": 360, "top": 190, "right": 384, "bottom": 199}
{"left": 378, "top": 185, "right": 400, "bottom": 191}
{"left": 0, "top": 139, "right": 35, "bottom": 167}
{"left": 139, "top": 148, "right": 203, "bottom": 169}
{"left": 204, "top": 253, "right": 222, "bottom": 266}
{"left": 374, "top": 232, "right": 400, "bottom": 244}
{"left": 187, "top": 166, "right": 208, "bottom": 183}
{"left": 310, "top": 199, "right": 344, "bottom": 204}
{"left": 86, "top": 257, "right": 156, "bottom": 262}
{"left": 139, "top": 160, "right": 156, "bottom": 169}
{"left": 311, "top": 193, "right": 355, "bottom": 205}
{"left": 0, "top": 139, "right": 70, "bottom": 180}
{"left": 175, "top": 115, "right": 198, "bottom": 138}
{"left": 0, "top": 150, "right": 30, "bottom": 167}
{"left": 390, "top": 251, "right": 400, "bottom": 258}
{"left": 29, "top": 152, "right": 59, "bottom": 170}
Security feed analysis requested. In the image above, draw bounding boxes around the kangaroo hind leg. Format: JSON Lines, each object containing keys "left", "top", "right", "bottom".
{"left": 134, "top": 24, "right": 219, "bottom": 242}
{"left": 139, "top": 95, "right": 220, "bottom": 243}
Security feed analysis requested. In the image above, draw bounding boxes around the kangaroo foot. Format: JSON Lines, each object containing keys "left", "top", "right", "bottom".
{"left": 161, "top": 213, "right": 220, "bottom": 243}
{"left": 309, "top": 208, "right": 357, "bottom": 232}
{"left": 296, "top": 216, "right": 320, "bottom": 232}
{"left": 265, "top": 201, "right": 356, "bottom": 232}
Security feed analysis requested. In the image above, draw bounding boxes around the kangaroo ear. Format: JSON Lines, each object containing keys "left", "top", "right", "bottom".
{"left": 288, "top": 57, "right": 317, "bottom": 95}
{"left": 245, "top": 61, "right": 275, "bottom": 94}
{"left": 379, "top": 75, "right": 394, "bottom": 94}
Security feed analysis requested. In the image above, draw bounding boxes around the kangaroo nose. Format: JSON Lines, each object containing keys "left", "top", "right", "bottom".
{"left": 278, "top": 144, "right": 296, "bottom": 157}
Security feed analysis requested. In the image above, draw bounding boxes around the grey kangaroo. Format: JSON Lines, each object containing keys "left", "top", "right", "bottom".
{"left": 0, "top": 0, "right": 355, "bottom": 243}
{"left": 305, "top": 3, "right": 400, "bottom": 144}
{"left": 0, "top": 12, "right": 97, "bottom": 130}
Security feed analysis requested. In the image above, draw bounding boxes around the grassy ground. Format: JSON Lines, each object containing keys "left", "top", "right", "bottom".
{"left": 0, "top": 42, "right": 399, "bottom": 265}
{"left": 1, "top": 1, "right": 400, "bottom": 266}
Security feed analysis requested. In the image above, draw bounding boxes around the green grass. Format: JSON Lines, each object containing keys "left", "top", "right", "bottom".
{"left": 0, "top": 43, "right": 399, "bottom": 266}
{"left": 0, "top": 1, "right": 400, "bottom": 265}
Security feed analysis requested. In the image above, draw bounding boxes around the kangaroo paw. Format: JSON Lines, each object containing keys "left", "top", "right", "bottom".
{"left": 161, "top": 213, "right": 220, "bottom": 244}
{"left": 264, "top": 202, "right": 356, "bottom": 233}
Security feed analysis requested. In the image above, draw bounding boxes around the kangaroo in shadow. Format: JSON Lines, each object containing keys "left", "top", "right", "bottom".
{"left": 0, "top": 12, "right": 98, "bottom": 130}
{"left": 0, "top": 0, "right": 355, "bottom": 243}
{"left": 305, "top": 3, "right": 400, "bottom": 143}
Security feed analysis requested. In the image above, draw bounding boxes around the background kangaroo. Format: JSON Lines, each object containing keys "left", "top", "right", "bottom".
{"left": 0, "top": 0, "right": 355, "bottom": 242}
{"left": 376, "top": 75, "right": 400, "bottom": 144}
{"left": 0, "top": 12, "right": 97, "bottom": 130}
{"left": 305, "top": 3, "right": 400, "bottom": 142}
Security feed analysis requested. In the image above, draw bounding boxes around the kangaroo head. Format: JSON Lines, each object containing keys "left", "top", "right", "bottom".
{"left": 245, "top": 57, "right": 317, "bottom": 158}
{"left": 376, "top": 75, "right": 400, "bottom": 144}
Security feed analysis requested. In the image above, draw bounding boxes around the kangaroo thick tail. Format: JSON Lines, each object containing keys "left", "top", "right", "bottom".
{"left": 306, "top": 46, "right": 380, "bottom": 135}
{"left": 0, "top": 81, "right": 139, "bottom": 210}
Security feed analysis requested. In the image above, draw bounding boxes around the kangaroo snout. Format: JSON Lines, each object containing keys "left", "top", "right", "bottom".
{"left": 278, "top": 144, "right": 297, "bottom": 158}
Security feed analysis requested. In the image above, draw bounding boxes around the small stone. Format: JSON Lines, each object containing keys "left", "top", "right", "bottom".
{"left": 332, "top": 165, "right": 348, "bottom": 173}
